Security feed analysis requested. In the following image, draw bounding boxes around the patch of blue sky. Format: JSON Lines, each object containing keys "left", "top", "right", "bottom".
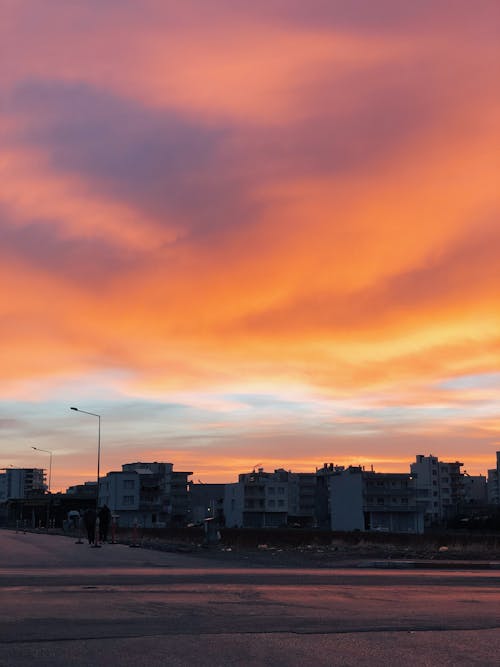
{"left": 438, "top": 372, "right": 500, "bottom": 391}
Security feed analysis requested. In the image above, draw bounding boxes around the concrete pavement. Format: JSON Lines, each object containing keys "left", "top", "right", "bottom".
{"left": 1, "top": 530, "right": 500, "bottom": 666}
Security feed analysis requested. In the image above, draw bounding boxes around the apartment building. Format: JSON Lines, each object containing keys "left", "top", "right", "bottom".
{"left": 188, "top": 482, "right": 226, "bottom": 525}
{"left": 99, "top": 461, "right": 192, "bottom": 528}
{"left": 410, "top": 454, "right": 464, "bottom": 525}
{"left": 330, "top": 466, "right": 424, "bottom": 534}
{"left": 224, "top": 468, "right": 316, "bottom": 528}
{"left": 0, "top": 468, "right": 46, "bottom": 501}
{"left": 487, "top": 452, "right": 500, "bottom": 505}
{"left": 315, "top": 463, "right": 346, "bottom": 528}
{"left": 462, "top": 474, "right": 487, "bottom": 506}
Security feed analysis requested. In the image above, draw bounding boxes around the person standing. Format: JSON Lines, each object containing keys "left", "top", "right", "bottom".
{"left": 83, "top": 507, "right": 96, "bottom": 545}
{"left": 98, "top": 504, "right": 112, "bottom": 543}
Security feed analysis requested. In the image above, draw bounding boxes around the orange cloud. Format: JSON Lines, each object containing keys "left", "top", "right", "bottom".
{"left": 2, "top": 1, "right": 500, "bottom": 482}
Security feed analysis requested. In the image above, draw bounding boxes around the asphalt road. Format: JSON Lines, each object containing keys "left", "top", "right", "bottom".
{"left": 1, "top": 530, "right": 500, "bottom": 666}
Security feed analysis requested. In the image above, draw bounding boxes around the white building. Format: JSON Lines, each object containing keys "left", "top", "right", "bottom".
{"left": 0, "top": 468, "right": 46, "bottom": 501}
{"left": 410, "top": 455, "right": 464, "bottom": 525}
{"left": 330, "top": 467, "right": 424, "bottom": 534}
{"left": 224, "top": 468, "right": 315, "bottom": 528}
{"left": 99, "top": 462, "right": 192, "bottom": 528}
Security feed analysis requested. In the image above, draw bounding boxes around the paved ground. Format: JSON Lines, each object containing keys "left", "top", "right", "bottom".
{"left": 1, "top": 530, "right": 500, "bottom": 666}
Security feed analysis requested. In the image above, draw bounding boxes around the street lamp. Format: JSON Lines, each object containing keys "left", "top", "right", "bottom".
{"left": 31, "top": 447, "right": 53, "bottom": 492}
{"left": 70, "top": 406, "right": 101, "bottom": 547}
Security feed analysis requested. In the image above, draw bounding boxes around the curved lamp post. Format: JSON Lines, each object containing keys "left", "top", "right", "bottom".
{"left": 31, "top": 446, "right": 53, "bottom": 492}
{"left": 70, "top": 407, "right": 101, "bottom": 547}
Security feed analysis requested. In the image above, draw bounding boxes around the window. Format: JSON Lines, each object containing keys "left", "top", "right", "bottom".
{"left": 122, "top": 495, "right": 135, "bottom": 505}
{"left": 377, "top": 497, "right": 384, "bottom": 505}
{"left": 268, "top": 499, "right": 275, "bottom": 507}
{"left": 277, "top": 487, "right": 285, "bottom": 495}
{"left": 268, "top": 487, "right": 275, "bottom": 495}
{"left": 278, "top": 499, "right": 285, "bottom": 508}
{"left": 124, "top": 479, "right": 135, "bottom": 489}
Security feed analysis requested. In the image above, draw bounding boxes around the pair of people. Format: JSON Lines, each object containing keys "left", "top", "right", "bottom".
{"left": 82, "top": 505, "right": 112, "bottom": 545}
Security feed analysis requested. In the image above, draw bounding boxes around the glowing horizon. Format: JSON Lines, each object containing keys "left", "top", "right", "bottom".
{"left": 2, "top": 1, "right": 499, "bottom": 491}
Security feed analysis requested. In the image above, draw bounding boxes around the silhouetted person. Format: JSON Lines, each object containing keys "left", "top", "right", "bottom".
{"left": 98, "top": 504, "right": 111, "bottom": 543}
{"left": 83, "top": 507, "right": 96, "bottom": 545}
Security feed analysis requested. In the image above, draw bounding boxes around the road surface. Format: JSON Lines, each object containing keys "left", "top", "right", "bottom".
{"left": 1, "top": 530, "right": 500, "bottom": 666}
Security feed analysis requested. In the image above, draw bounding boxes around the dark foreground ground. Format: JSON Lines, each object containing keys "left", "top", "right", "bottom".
{"left": 2, "top": 530, "right": 500, "bottom": 666}
{"left": 13, "top": 523, "right": 500, "bottom": 567}
{"left": 124, "top": 529, "right": 500, "bottom": 568}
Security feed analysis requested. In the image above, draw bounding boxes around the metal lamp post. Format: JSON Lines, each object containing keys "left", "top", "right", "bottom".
{"left": 31, "top": 446, "right": 53, "bottom": 492}
{"left": 70, "top": 406, "right": 101, "bottom": 547}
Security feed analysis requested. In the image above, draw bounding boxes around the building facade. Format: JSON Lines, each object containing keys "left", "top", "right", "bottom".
{"left": 0, "top": 468, "right": 46, "bottom": 501}
{"left": 410, "top": 455, "right": 464, "bottom": 525}
{"left": 188, "top": 482, "right": 226, "bottom": 525}
{"left": 224, "top": 468, "right": 316, "bottom": 528}
{"left": 99, "top": 462, "right": 192, "bottom": 528}
{"left": 315, "top": 463, "right": 346, "bottom": 528}
{"left": 487, "top": 452, "right": 500, "bottom": 505}
{"left": 330, "top": 466, "right": 424, "bottom": 534}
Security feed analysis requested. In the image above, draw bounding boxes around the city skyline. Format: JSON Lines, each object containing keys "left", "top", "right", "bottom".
{"left": 2, "top": 2, "right": 499, "bottom": 492}
{"left": 1, "top": 447, "right": 493, "bottom": 495}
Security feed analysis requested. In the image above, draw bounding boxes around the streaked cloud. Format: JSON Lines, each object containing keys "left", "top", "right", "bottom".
{"left": 1, "top": 0, "right": 499, "bottom": 488}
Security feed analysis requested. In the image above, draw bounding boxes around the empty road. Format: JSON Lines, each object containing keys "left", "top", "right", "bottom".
{"left": 1, "top": 530, "right": 500, "bottom": 666}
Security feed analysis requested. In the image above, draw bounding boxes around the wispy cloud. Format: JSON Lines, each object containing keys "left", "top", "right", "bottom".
{"left": 1, "top": 0, "right": 499, "bottom": 488}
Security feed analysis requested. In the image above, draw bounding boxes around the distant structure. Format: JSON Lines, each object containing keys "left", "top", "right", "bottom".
{"left": 329, "top": 466, "right": 424, "bottom": 534}
{"left": 98, "top": 462, "right": 192, "bottom": 528}
{"left": 0, "top": 468, "right": 46, "bottom": 501}
{"left": 224, "top": 468, "right": 316, "bottom": 528}
{"left": 315, "top": 463, "right": 346, "bottom": 528}
{"left": 487, "top": 452, "right": 500, "bottom": 505}
{"left": 410, "top": 455, "right": 464, "bottom": 526}
{"left": 4, "top": 450, "right": 500, "bottom": 533}
{"left": 461, "top": 473, "right": 487, "bottom": 506}
{"left": 65, "top": 481, "right": 98, "bottom": 498}
{"left": 188, "top": 482, "right": 226, "bottom": 525}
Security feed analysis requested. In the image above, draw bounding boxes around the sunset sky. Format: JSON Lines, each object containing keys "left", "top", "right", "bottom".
{"left": 2, "top": 1, "right": 499, "bottom": 491}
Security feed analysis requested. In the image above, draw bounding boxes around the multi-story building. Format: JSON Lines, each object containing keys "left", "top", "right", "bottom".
{"left": 99, "top": 462, "right": 192, "bottom": 528}
{"left": 188, "top": 482, "right": 226, "bottom": 525}
{"left": 224, "top": 468, "right": 316, "bottom": 528}
{"left": 288, "top": 472, "right": 316, "bottom": 527}
{"left": 462, "top": 474, "right": 487, "bottom": 506}
{"left": 315, "top": 463, "right": 346, "bottom": 528}
{"left": 0, "top": 468, "right": 46, "bottom": 501}
{"left": 487, "top": 452, "right": 500, "bottom": 505}
{"left": 410, "top": 454, "right": 464, "bottom": 525}
{"left": 65, "top": 481, "right": 98, "bottom": 498}
{"left": 330, "top": 466, "right": 424, "bottom": 534}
